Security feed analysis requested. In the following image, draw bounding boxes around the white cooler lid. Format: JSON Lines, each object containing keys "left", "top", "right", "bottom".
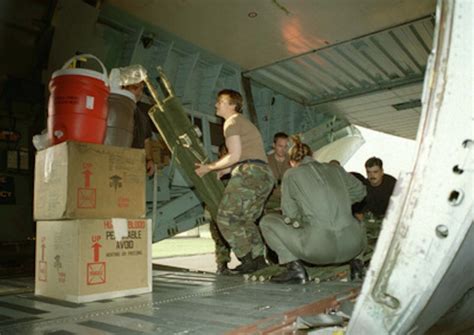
{"left": 110, "top": 87, "right": 136, "bottom": 102}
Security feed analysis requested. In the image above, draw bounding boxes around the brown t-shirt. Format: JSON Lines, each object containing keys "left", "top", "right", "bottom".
{"left": 223, "top": 114, "right": 267, "bottom": 162}
{"left": 267, "top": 153, "right": 290, "bottom": 183}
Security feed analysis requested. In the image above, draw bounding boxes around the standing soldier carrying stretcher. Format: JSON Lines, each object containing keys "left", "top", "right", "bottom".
{"left": 195, "top": 89, "right": 274, "bottom": 274}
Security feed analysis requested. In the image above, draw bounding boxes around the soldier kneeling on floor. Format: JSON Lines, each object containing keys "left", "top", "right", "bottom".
{"left": 260, "top": 137, "right": 368, "bottom": 284}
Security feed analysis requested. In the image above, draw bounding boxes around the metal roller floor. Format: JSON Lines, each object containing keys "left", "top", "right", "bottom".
{"left": 0, "top": 267, "right": 359, "bottom": 334}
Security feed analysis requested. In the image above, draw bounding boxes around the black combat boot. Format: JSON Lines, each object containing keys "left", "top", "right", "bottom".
{"left": 270, "top": 260, "right": 308, "bottom": 284}
{"left": 216, "top": 263, "right": 234, "bottom": 275}
{"left": 265, "top": 247, "right": 279, "bottom": 265}
{"left": 349, "top": 259, "right": 366, "bottom": 281}
{"left": 232, "top": 254, "right": 267, "bottom": 274}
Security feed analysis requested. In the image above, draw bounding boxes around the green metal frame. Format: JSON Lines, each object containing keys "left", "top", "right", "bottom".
{"left": 145, "top": 68, "right": 224, "bottom": 220}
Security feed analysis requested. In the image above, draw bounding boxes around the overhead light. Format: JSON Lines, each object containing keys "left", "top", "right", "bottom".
{"left": 248, "top": 12, "right": 258, "bottom": 18}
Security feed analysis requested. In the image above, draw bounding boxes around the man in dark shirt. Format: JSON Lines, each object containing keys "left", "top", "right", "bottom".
{"left": 364, "top": 157, "right": 397, "bottom": 218}
{"left": 124, "top": 82, "right": 155, "bottom": 176}
{"left": 265, "top": 132, "right": 291, "bottom": 212}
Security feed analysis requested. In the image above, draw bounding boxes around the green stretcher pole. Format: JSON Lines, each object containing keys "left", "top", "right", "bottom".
{"left": 144, "top": 70, "right": 224, "bottom": 220}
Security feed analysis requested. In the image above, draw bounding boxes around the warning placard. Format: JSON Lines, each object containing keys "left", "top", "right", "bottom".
{"left": 0, "top": 175, "right": 15, "bottom": 205}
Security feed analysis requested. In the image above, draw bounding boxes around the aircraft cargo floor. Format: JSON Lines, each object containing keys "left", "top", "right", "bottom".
{"left": 0, "top": 265, "right": 359, "bottom": 334}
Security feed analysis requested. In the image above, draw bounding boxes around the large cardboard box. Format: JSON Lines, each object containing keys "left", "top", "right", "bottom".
{"left": 34, "top": 141, "right": 145, "bottom": 220}
{"left": 35, "top": 219, "right": 152, "bottom": 303}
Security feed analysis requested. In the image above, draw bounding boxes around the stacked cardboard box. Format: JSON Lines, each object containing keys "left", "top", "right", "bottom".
{"left": 34, "top": 141, "right": 152, "bottom": 303}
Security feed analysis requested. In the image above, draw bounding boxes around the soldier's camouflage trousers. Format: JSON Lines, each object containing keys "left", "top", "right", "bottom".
{"left": 209, "top": 219, "right": 231, "bottom": 265}
{"left": 216, "top": 162, "right": 275, "bottom": 259}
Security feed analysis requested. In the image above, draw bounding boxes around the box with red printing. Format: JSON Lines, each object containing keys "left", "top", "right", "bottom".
{"left": 35, "top": 219, "right": 151, "bottom": 303}
{"left": 34, "top": 141, "right": 145, "bottom": 220}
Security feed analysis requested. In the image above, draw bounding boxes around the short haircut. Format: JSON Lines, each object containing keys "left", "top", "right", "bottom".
{"left": 217, "top": 89, "right": 243, "bottom": 113}
{"left": 273, "top": 132, "right": 288, "bottom": 143}
{"left": 365, "top": 157, "right": 383, "bottom": 169}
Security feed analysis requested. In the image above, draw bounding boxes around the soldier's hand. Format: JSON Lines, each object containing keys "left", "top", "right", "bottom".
{"left": 195, "top": 162, "right": 210, "bottom": 177}
{"left": 354, "top": 212, "right": 364, "bottom": 222}
{"left": 146, "top": 159, "right": 155, "bottom": 176}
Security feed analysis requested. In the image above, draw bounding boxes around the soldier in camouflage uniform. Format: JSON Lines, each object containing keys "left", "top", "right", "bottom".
{"left": 216, "top": 163, "right": 274, "bottom": 264}
{"left": 209, "top": 144, "right": 231, "bottom": 274}
{"left": 209, "top": 219, "right": 231, "bottom": 273}
{"left": 195, "top": 89, "right": 274, "bottom": 274}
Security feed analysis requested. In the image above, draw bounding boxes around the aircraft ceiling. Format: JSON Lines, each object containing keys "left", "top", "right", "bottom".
{"left": 107, "top": 0, "right": 437, "bottom": 139}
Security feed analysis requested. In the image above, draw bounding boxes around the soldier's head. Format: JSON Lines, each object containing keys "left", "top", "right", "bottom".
{"left": 288, "top": 136, "right": 312, "bottom": 167}
{"left": 216, "top": 89, "right": 242, "bottom": 118}
{"left": 365, "top": 156, "right": 384, "bottom": 187}
{"left": 273, "top": 132, "right": 289, "bottom": 159}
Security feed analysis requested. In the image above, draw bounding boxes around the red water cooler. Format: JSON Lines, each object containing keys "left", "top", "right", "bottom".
{"left": 47, "top": 54, "right": 110, "bottom": 145}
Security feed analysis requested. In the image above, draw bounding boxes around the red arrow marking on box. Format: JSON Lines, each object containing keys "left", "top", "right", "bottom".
{"left": 82, "top": 169, "right": 92, "bottom": 188}
{"left": 92, "top": 242, "right": 102, "bottom": 262}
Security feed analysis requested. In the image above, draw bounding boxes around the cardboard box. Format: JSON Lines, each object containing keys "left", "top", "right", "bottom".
{"left": 35, "top": 219, "right": 152, "bottom": 303}
{"left": 34, "top": 141, "right": 146, "bottom": 220}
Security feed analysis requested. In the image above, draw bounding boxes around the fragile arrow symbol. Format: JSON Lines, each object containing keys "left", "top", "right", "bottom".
{"left": 92, "top": 242, "right": 102, "bottom": 262}
{"left": 82, "top": 169, "right": 92, "bottom": 188}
